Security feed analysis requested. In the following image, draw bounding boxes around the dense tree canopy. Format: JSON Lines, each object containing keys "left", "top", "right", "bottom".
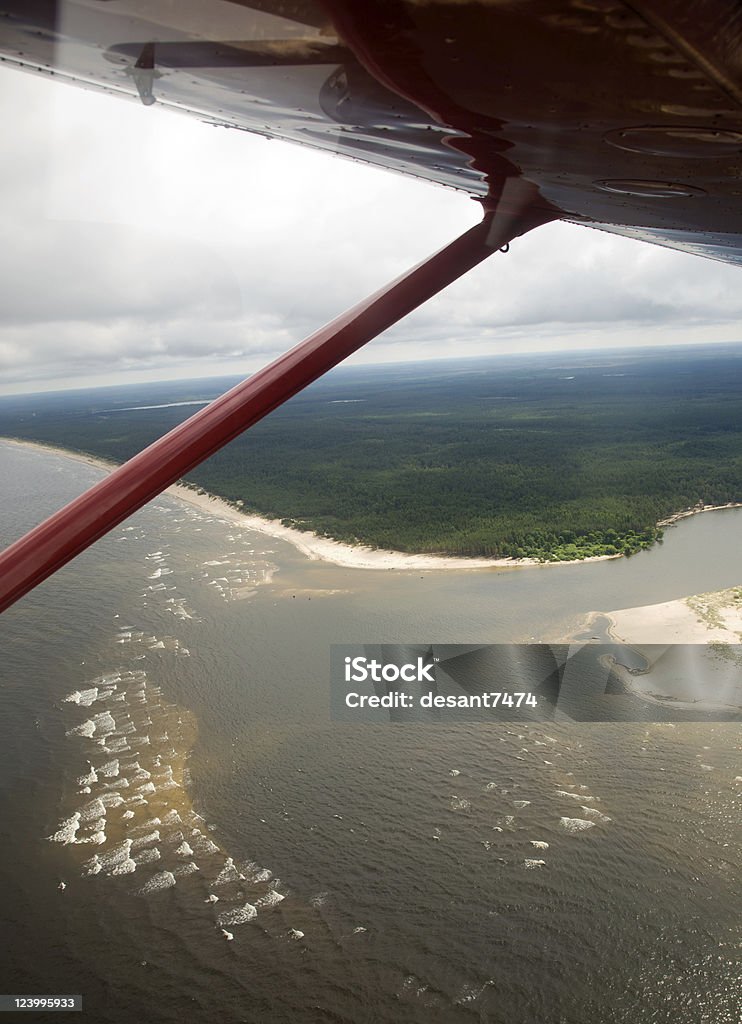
{"left": 2, "top": 345, "right": 741, "bottom": 561}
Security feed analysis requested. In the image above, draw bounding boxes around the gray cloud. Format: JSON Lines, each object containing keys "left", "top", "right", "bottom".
{"left": 1, "top": 66, "right": 741, "bottom": 394}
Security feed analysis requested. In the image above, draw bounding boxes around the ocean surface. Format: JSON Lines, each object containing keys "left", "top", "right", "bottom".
{"left": 0, "top": 441, "right": 739, "bottom": 1024}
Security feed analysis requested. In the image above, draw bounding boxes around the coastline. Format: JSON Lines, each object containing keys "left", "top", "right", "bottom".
{"left": 1, "top": 437, "right": 526, "bottom": 571}
{"left": 657, "top": 503, "right": 742, "bottom": 528}
{"left": 1, "top": 435, "right": 738, "bottom": 574}
{"left": 602, "top": 587, "right": 742, "bottom": 646}
{"left": 565, "top": 584, "right": 742, "bottom": 647}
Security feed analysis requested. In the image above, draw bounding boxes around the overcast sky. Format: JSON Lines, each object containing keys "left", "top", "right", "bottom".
{"left": 1, "top": 64, "right": 741, "bottom": 396}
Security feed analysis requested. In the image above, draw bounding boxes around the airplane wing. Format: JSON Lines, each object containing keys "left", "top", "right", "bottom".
{"left": 1, "top": 0, "right": 741, "bottom": 263}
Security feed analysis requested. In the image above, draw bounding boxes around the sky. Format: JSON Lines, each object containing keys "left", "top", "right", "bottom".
{"left": 1, "top": 63, "right": 741, "bottom": 395}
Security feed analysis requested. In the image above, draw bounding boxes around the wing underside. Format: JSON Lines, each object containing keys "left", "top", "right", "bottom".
{"left": 1, "top": 0, "right": 741, "bottom": 264}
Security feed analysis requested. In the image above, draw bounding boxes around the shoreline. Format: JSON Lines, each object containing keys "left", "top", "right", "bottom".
{"left": 2, "top": 437, "right": 533, "bottom": 571}
{"left": 1, "top": 435, "right": 739, "bottom": 574}
{"left": 565, "top": 585, "right": 742, "bottom": 647}
{"left": 602, "top": 587, "right": 742, "bottom": 646}
{"left": 657, "top": 502, "right": 742, "bottom": 528}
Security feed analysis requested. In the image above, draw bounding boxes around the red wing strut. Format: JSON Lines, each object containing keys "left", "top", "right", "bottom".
{"left": 0, "top": 194, "right": 554, "bottom": 614}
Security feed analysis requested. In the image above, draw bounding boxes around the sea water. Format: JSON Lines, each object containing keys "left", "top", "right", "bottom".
{"left": 0, "top": 441, "right": 739, "bottom": 1024}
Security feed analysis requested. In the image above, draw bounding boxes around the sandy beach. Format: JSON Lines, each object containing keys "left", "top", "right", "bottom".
{"left": 0, "top": 437, "right": 625, "bottom": 572}
{"left": 602, "top": 587, "right": 742, "bottom": 645}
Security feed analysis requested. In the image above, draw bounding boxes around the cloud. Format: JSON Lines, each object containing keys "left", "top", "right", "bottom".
{"left": 1, "top": 64, "right": 741, "bottom": 394}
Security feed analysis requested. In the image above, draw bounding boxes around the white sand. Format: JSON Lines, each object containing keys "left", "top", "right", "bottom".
{"left": 1, "top": 437, "right": 622, "bottom": 573}
{"left": 605, "top": 588, "right": 742, "bottom": 645}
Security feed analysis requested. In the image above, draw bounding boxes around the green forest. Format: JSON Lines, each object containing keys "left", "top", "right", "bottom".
{"left": 2, "top": 345, "right": 742, "bottom": 561}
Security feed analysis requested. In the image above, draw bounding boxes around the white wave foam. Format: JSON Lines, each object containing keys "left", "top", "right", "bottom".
{"left": 581, "top": 806, "right": 611, "bottom": 823}
{"left": 173, "top": 862, "right": 200, "bottom": 877}
{"left": 99, "top": 840, "right": 133, "bottom": 872}
{"left": 456, "top": 983, "right": 487, "bottom": 1005}
{"left": 138, "top": 871, "right": 176, "bottom": 895}
{"left": 73, "top": 823, "right": 104, "bottom": 844}
{"left": 92, "top": 711, "right": 116, "bottom": 734}
{"left": 192, "top": 836, "right": 220, "bottom": 856}
{"left": 99, "top": 793, "right": 124, "bottom": 809}
{"left": 111, "top": 858, "right": 137, "bottom": 876}
{"left": 66, "top": 720, "right": 96, "bottom": 738}
{"left": 529, "top": 840, "right": 549, "bottom": 849}
{"left": 524, "top": 859, "right": 546, "bottom": 869}
{"left": 135, "top": 816, "right": 161, "bottom": 830}
{"left": 65, "top": 688, "right": 99, "bottom": 707}
{"left": 513, "top": 800, "right": 531, "bottom": 808}
{"left": 77, "top": 767, "right": 98, "bottom": 787}
{"left": 82, "top": 855, "right": 102, "bottom": 876}
{"left": 133, "top": 848, "right": 161, "bottom": 865}
{"left": 214, "top": 860, "right": 240, "bottom": 886}
{"left": 556, "top": 790, "right": 594, "bottom": 802}
{"left": 48, "top": 813, "right": 81, "bottom": 844}
{"left": 78, "top": 798, "right": 106, "bottom": 822}
{"left": 559, "top": 817, "right": 595, "bottom": 833}
{"left": 175, "top": 842, "right": 194, "bottom": 858}
{"left": 217, "top": 903, "right": 257, "bottom": 927}
{"left": 104, "top": 738, "right": 130, "bottom": 754}
{"left": 131, "top": 831, "right": 160, "bottom": 851}
{"left": 256, "top": 890, "right": 285, "bottom": 909}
